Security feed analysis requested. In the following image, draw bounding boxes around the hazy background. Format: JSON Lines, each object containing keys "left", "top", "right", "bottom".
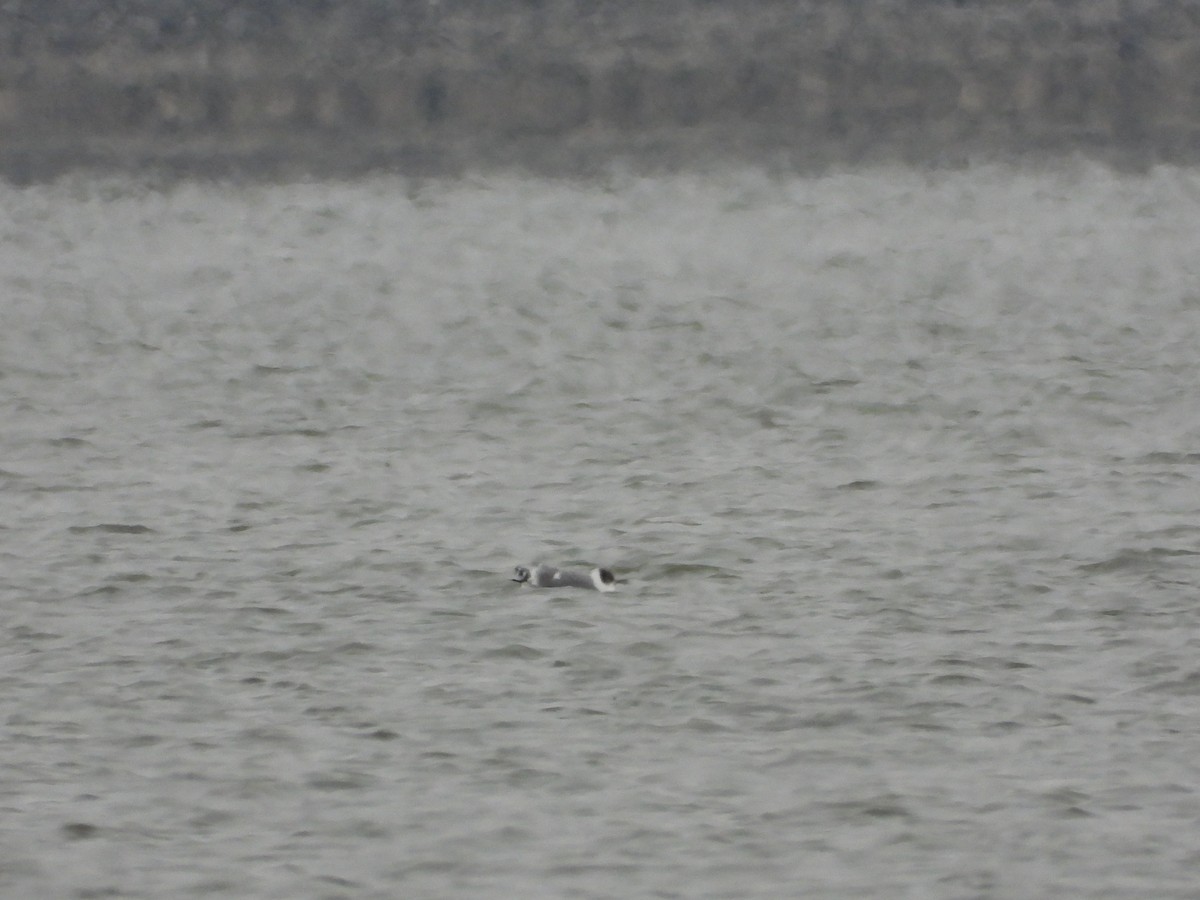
{"left": 2, "top": 0, "right": 1200, "bottom": 181}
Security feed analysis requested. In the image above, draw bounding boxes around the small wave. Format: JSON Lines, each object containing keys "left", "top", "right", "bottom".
{"left": 1136, "top": 452, "right": 1200, "bottom": 465}
{"left": 655, "top": 563, "right": 729, "bottom": 577}
{"left": 481, "top": 644, "right": 546, "bottom": 660}
{"left": 68, "top": 523, "right": 153, "bottom": 534}
{"left": 1077, "top": 547, "right": 1200, "bottom": 574}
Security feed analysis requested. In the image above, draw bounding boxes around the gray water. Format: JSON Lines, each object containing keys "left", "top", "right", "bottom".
{"left": 3, "top": 164, "right": 1200, "bottom": 899}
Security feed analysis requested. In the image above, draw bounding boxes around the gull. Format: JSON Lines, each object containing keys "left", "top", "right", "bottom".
{"left": 511, "top": 563, "right": 617, "bottom": 592}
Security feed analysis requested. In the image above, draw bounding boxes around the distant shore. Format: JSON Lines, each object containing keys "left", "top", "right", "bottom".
{"left": 3, "top": 0, "right": 1198, "bottom": 182}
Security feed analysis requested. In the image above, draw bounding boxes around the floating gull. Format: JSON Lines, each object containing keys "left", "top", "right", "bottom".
{"left": 512, "top": 563, "right": 617, "bottom": 592}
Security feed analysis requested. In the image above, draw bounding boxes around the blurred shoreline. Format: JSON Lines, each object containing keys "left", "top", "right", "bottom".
{"left": 3, "top": 0, "right": 1198, "bottom": 183}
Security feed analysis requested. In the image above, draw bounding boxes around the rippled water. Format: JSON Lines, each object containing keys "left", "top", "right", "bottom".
{"left": 3, "top": 164, "right": 1200, "bottom": 898}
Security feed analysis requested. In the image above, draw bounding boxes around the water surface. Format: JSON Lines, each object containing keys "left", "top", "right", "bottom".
{"left": 3, "top": 164, "right": 1200, "bottom": 898}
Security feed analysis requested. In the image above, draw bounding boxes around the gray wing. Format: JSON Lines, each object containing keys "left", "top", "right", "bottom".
{"left": 530, "top": 564, "right": 561, "bottom": 586}
{"left": 548, "top": 567, "right": 595, "bottom": 589}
